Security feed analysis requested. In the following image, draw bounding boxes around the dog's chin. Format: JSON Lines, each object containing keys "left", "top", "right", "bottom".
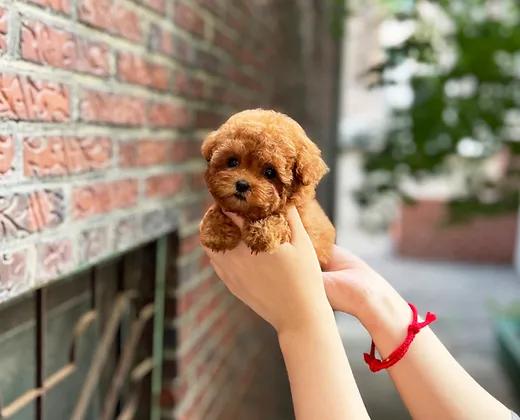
{"left": 217, "top": 194, "right": 251, "bottom": 215}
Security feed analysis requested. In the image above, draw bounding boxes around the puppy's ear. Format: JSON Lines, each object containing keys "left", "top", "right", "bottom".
{"left": 294, "top": 139, "right": 329, "bottom": 187}
{"left": 201, "top": 131, "right": 218, "bottom": 162}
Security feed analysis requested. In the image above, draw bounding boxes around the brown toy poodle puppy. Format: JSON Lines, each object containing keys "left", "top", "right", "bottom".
{"left": 199, "top": 109, "right": 335, "bottom": 266}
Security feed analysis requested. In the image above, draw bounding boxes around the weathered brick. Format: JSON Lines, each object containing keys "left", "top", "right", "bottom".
{"left": 113, "top": 214, "right": 141, "bottom": 251}
{"left": 0, "top": 189, "right": 64, "bottom": 240}
{"left": 79, "top": 225, "right": 110, "bottom": 263}
{"left": 119, "top": 139, "right": 171, "bottom": 167}
{"left": 0, "top": 249, "right": 29, "bottom": 297}
{"left": 174, "top": 1, "right": 205, "bottom": 38}
{"left": 72, "top": 179, "right": 138, "bottom": 219}
{"left": 37, "top": 237, "right": 74, "bottom": 280}
{"left": 117, "top": 52, "right": 170, "bottom": 91}
{"left": 0, "top": 136, "right": 14, "bottom": 177}
{"left": 148, "top": 102, "right": 191, "bottom": 128}
{"left": 21, "top": 20, "right": 109, "bottom": 76}
{"left": 0, "top": 9, "right": 7, "bottom": 52}
{"left": 78, "top": 0, "right": 142, "bottom": 42}
{"left": 80, "top": 91, "right": 146, "bottom": 126}
{"left": 28, "top": 0, "right": 70, "bottom": 14}
{"left": 146, "top": 173, "right": 183, "bottom": 198}
{"left": 24, "top": 137, "right": 112, "bottom": 177}
{"left": 149, "top": 24, "right": 173, "bottom": 56}
{"left": 0, "top": 74, "right": 69, "bottom": 121}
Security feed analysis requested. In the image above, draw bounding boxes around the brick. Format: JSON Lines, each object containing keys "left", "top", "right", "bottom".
{"left": 142, "top": 206, "right": 179, "bottom": 238}
{"left": 21, "top": 21, "right": 109, "bottom": 76}
{"left": 173, "top": 71, "right": 205, "bottom": 99}
{"left": 196, "top": 0, "right": 220, "bottom": 15}
{"left": 395, "top": 200, "right": 517, "bottom": 263}
{"left": 146, "top": 173, "right": 183, "bottom": 198}
{"left": 23, "top": 137, "right": 112, "bottom": 177}
{"left": 181, "top": 199, "right": 205, "bottom": 224}
{"left": 28, "top": 0, "right": 70, "bottom": 14}
{"left": 0, "top": 74, "right": 69, "bottom": 121}
{"left": 194, "top": 49, "right": 221, "bottom": 73}
{"left": 0, "top": 136, "right": 15, "bottom": 177}
{"left": 139, "top": 0, "right": 165, "bottom": 13}
{"left": 80, "top": 91, "right": 146, "bottom": 126}
{"left": 0, "top": 189, "right": 64, "bottom": 240}
{"left": 79, "top": 225, "right": 110, "bottom": 263}
{"left": 149, "top": 25, "right": 174, "bottom": 56}
{"left": 148, "top": 102, "right": 191, "bottom": 128}
{"left": 194, "top": 110, "right": 224, "bottom": 128}
{"left": 37, "top": 237, "right": 73, "bottom": 280}
{"left": 174, "top": 1, "right": 205, "bottom": 38}
{"left": 188, "top": 169, "right": 206, "bottom": 191}
{"left": 117, "top": 52, "right": 170, "bottom": 91}
{"left": 78, "top": 0, "right": 142, "bottom": 42}
{"left": 213, "top": 29, "right": 236, "bottom": 56}
{"left": 0, "top": 9, "right": 7, "bottom": 52}
{"left": 170, "top": 139, "right": 201, "bottom": 162}
{"left": 72, "top": 179, "right": 138, "bottom": 219}
{"left": 171, "top": 37, "right": 196, "bottom": 64}
{"left": 0, "top": 249, "right": 29, "bottom": 297}
{"left": 113, "top": 214, "right": 141, "bottom": 251}
{"left": 119, "top": 139, "right": 171, "bottom": 167}
{"left": 180, "top": 232, "right": 200, "bottom": 256}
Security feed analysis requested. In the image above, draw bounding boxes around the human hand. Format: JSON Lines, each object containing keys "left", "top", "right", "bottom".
{"left": 201, "top": 207, "right": 333, "bottom": 335}
{"left": 322, "top": 246, "right": 410, "bottom": 337}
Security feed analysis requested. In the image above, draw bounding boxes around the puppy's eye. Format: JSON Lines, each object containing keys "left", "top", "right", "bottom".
{"left": 227, "top": 157, "right": 239, "bottom": 168}
{"left": 263, "top": 166, "right": 277, "bottom": 179}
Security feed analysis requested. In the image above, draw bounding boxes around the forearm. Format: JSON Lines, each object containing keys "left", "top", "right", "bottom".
{"left": 278, "top": 306, "right": 370, "bottom": 420}
{"left": 363, "top": 291, "right": 510, "bottom": 420}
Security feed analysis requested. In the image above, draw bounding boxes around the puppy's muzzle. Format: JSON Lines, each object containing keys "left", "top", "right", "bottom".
{"left": 235, "top": 180, "right": 250, "bottom": 193}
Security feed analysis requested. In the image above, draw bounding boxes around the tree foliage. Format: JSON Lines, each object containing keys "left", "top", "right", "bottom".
{"left": 359, "top": 0, "right": 520, "bottom": 222}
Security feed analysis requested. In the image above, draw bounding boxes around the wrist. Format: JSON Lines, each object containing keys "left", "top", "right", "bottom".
{"left": 358, "top": 289, "right": 412, "bottom": 358}
{"left": 276, "top": 298, "right": 336, "bottom": 340}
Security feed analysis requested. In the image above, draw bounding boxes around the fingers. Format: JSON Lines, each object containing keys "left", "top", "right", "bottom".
{"left": 286, "top": 206, "right": 311, "bottom": 246}
{"left": 223, "top": 211, "right": 244, "bottom": 230}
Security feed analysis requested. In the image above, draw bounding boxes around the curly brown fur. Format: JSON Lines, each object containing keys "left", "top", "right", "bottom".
{"left": 199, "top": 109, "right": 335, "bottom": 266}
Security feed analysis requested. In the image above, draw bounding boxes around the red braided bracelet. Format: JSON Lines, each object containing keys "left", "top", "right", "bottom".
{"left": 363, "top": 303, "right": 437, "bottom": 373}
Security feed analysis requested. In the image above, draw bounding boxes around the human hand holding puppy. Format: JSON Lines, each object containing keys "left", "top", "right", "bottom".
{"left": 203, "top": 206, "right": 331, "bottom": 334}
{"left": 199, "top": 109, "right": 335, "bottom": 266}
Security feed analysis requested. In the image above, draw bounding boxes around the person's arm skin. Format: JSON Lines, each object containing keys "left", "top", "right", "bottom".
{"left": 202, "top": 208, "right": 370, "bottom": 420}
{"left": 323, "top": 245, "right": 511, "bottom": 420}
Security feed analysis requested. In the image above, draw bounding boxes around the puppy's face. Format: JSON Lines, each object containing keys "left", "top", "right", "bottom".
{"left": 202, "top": 110, "right": 328, "bottom": 219}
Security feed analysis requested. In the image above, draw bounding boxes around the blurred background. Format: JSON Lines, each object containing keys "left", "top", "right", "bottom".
{"left": 335, "top": 0, "right": 520, "bottom": 417}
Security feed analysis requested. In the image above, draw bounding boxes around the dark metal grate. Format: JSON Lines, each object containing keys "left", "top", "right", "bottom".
{"left": 0, "top": 235, "right": 173, "bottom": 420}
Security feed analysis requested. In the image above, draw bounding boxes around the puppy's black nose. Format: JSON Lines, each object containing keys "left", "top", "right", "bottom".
{"left": 235, "top": 180, "right": 250, "bottom": 193}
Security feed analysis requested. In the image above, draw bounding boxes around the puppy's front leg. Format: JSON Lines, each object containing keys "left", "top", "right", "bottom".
{"left": 200, "top": 205, "right": 241, "bottom": 251}
{"left": 243, "top": 214, "right": 291, "bottom": 254}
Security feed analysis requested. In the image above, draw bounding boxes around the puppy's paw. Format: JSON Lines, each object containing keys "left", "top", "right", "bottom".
{"left": 243, "top": 214, "right": 291, "bottom": 254}
{"left": 200, "top": 206, "right": 241, "bottom": 252}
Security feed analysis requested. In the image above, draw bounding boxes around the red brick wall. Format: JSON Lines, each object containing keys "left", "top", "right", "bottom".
{"left": 0, "top": 1, "right": 340, "bottom": 418}
{"left": 393, "top": 200, "right": 517, "bottom": 264}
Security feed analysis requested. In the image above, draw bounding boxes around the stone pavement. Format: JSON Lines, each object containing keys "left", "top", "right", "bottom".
{"left": 334, "top": 231, "right": 520, "bottom": 419}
